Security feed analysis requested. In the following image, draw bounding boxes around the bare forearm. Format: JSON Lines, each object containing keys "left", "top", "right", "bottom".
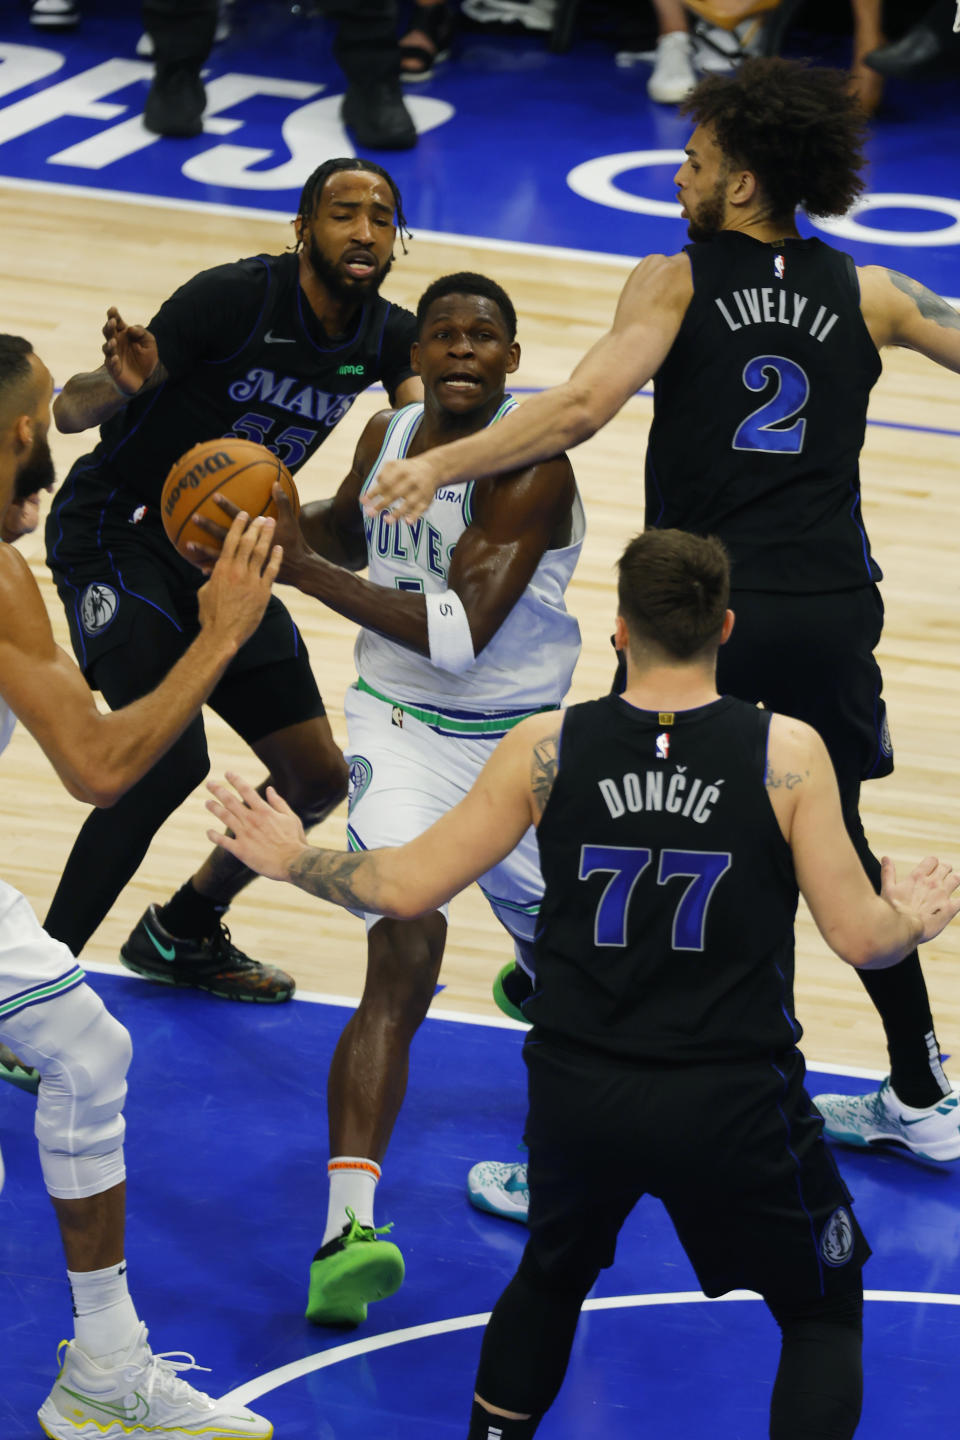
{"left": 288, "top": 846, "right": 412, "bottom": 915}
{"left": 54, "top": 370, "right": 132, "bottom": 433}
{"left": 287, "top": 552, "right": 429, "bottom": 653}
{"left": 835, "top": 899, "right": 922, "bottom": 970}
{"left": 77, "top": 628, "right": 240, "bottom": 804}
{"left": 419, "top": 384, "right": 597, "bottom": 490}
{"left": 298, "top": 500, "right": 366, "bottom": 570}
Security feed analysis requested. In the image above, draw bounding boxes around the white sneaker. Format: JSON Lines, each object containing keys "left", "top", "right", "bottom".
{"left": 647, "top": 31, "right": 697, "bottom": 105}
{"left": 467, "top": 1160, "right": 529, "bottom": 1223}
{"left": 814, "top": 1078, "right": 960, "bottom": 1162}
{"left": 693, "top": 19, "right": 763, "bottom": 74}
{"left": 461, "top": 0, "right": 557, "bottom": 34}
{"left": 30, "top": 0, "right": 80, "bottom": 27}
{"left": 37, "top": 1323, "right": 272, "bottom": 1440}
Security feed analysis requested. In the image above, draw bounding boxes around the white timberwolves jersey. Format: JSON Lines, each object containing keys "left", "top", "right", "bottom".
{"left": 355, "top": 400, "right": 584, "bottom": 716}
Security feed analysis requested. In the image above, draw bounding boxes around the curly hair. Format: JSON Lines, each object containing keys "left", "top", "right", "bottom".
{"left": 294, "top": 158, "right": 411, "bottom": 253}
{"left": 681, "top": 58, "right": 868, "bottom": 220}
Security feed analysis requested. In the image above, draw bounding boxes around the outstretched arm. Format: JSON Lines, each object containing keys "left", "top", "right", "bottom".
{"left": 206, "top": 712, "right": 563, "bottom": 915}
{"left": 364, "top": 252, "right": 693, "bottom": 522}
{"left": 54, "top": 307, "right": 166, "bottom": 433}
{"left": 767, "top": 715, "right": 960, "bottom": 968}
{"left": 859, "top": 266, "right": 960, "bottom": 373}
{"left": 0, "top": 514, "right": 280, "bottom": 806}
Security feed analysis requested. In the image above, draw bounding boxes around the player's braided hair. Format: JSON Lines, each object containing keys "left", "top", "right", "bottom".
{"left": 416, "top": 272, "right": 518, "bottom": 340}
{"left": 681, "top": 57, "right": 868, "bottom": 220}
{"left": 617, "top": 530, "right": 730, "bottom": 661}
{"left": 295, "top": 158, "right": 411, "bottom": 253}
{"left": 0, "top": 335, "right": 34, "bottom": 399}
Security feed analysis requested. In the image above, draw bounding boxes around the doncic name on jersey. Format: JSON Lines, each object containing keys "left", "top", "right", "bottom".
{"left": 597, "top": 764, "right": 725, "bottom": 826}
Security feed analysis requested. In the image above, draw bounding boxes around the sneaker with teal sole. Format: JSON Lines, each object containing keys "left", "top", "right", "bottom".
{"left": 814, "top": 1078, "right": 960, "bottom": 1162}
{"left": 467, "top": 1160, "right": 529, "bottom": 1223}
{"left": 492, "top": 961, "right": 532, "bottom": 1025}
{"left": 305, "top": 1208, "right": 405, "bottom": 1326}
{"left": 0, "top": 1041, "right": 40, "bottom": 1095}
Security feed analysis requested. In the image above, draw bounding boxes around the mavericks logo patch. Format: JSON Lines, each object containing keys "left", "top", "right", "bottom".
{"left": 347, "top": 755, "right": 373, "bottom": 812}
{"left": 820, "top": 1206, "right": 855, "bottom": 1267}
{"left": 79, "top": 583, "right": 119, "bottom": 636}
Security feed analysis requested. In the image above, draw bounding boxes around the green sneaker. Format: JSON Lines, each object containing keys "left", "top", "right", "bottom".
{"left": 492, "top": 961, "right": 532, "bottom": 1025}
{"left": 0, "top": 1042, "right": 39, "bottom": 1095}
{"left": 305, "top": 1208, "right": 405, "bottom": 1327}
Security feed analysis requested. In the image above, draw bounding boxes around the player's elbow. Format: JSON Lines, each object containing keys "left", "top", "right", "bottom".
{"left": 53, "top": 393, "right": 83, "bottom": 434}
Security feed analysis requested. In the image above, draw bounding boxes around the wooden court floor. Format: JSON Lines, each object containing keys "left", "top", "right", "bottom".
{"left": 2, "top": 183, "right": 959, "bottom": 1074}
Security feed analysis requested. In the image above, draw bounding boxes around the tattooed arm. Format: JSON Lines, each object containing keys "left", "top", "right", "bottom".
{"left": 858, "top": 266, "right": 960, "bottom": 372}
{"left": 765, "top": 714, "right": 960, "bottom": 968}
{"left": 205, "top": 711, "right": 565, "bottom": 916}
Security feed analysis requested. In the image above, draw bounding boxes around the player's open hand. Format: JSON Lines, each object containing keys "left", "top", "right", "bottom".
{"left": 881, "top": 854, "right": 960, "bottom": 944}
{"left": 363, "top": 455, "right": 445, "bottom": 525}
{"left": 205, "top": 772, "right": 307, "bottom": 882}
{"left": 101, "top": 306, "right": 159, "bottom": 396}
{"left": 196, "top": 511, "right": 281, "bottom": 647}
{"left": 0, "top": 484, "right": 53, "bottom": 543}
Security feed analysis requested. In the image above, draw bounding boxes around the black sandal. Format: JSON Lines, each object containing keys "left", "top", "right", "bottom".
{"left": 399, "top": 1, "right": 455, "bottom": 82}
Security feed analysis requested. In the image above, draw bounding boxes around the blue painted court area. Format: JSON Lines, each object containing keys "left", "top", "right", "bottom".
{"left": 1, "top": 972, "right": 958, "bottom": 1437}
{"left": 1, "top": 1, "right": 959, "bottom": 295}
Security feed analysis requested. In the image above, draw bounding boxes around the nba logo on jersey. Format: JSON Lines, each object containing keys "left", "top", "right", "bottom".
{"left": 655, "top": 732, "right": 670, "bottom": 760}
{"left": 774, "top": 253, "right": 785, "bottom": 281}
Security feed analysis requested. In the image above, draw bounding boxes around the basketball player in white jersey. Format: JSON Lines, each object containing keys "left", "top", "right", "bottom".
{"left": 0, "top": 334, "right": 276, "bottom": 1438}
{"left": 194, "top": 272, "right": 584, "bottom": 1327}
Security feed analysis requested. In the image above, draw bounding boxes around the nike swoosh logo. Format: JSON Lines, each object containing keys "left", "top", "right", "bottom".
{"left": 264, "top": 330, "right": 295, "bottom": 344}
{"left": 62, "top": 1385, "right": 151, "bottom": 1422}
{"left": 900, "top": 1113, "right": 957, "bottom": 1126}
{"left": 143, "top": 922, "right": 177, "bottom": 962}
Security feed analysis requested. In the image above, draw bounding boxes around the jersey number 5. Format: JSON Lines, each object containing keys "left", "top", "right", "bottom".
{"left": 579, "top": 844, "right": 732, "bottom": 951}
{"left": 732, "top": 355, "right": 809, "bottom": 455}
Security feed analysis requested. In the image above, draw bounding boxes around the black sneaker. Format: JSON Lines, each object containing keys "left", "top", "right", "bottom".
{"left": 144, "top": 65, "right": 206, "bottom": 138}
{"left": 341, "top": 81, "right": 417, "bottom": 150}
{"left": 120, "top": 904, "right": 295, "bottom": 1003}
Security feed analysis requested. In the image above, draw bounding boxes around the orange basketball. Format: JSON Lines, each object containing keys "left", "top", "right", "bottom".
{"left": 160, "top": 437, "right": 300, "bottom": 562}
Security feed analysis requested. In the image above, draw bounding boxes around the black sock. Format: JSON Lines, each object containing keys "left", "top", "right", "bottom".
{"left": 467, "top": 1401, "right": 540, "bottom": 1440}
{"left": 158, "top": 881, "right": 225, "bottom": 941}
{"left": 857, "top": 958, "right": 951, "bottom": 1107}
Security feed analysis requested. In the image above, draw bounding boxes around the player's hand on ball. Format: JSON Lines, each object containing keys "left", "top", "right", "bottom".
{"left": 880, "top": 854, "right": 960, "bottom": 945}
{"left": 206, "top": 772, "right": 308, "bottom": 882}
{"left": 196, "top": 511, "right": 282, "bottom": 647}
{"left": 101, "top": 306, "right": 159, "bottom": 396}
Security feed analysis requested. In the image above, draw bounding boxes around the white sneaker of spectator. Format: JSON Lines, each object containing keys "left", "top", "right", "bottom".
{"left": 694, "top": 19, "right": 764, "bottom": 74}
{"left": 647, "top": 30, "right": 697, "bottom": 105}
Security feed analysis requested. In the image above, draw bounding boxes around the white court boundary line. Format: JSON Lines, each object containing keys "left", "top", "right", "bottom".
{"left": 78, "top": 958, "right": 888, "bottom": 1079}
{"left": 2, "top": 174, "right": 958, "bottom": 307}
{"left": 221, "top": 1289, "right": 960, "bottom": 1405}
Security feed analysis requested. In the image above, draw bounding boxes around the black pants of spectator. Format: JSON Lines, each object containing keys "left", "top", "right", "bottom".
{"left": 142, "top": 0, "right": 217, "bottom": 72}
{"left": 320, "top": 0, "right": 402, "bottom": 86}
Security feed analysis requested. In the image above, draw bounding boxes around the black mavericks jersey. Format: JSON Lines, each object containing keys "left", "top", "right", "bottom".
{"left": 527, "top": 694, "right": 801, "bottom": 1063}
{"left": 646, "top": 233, "right": 883, "bottom": 593}
{"left": 48, "top": 252, "right": 416, "bottom": 561}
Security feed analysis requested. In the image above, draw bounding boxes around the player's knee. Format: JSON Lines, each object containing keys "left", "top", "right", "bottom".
{"left": 282, "top": 752, "right": 349, "bottom": 825}
{"left": 34, "top": 993, "right": 132, "bottom": 1199}
{"left": 362, "top": 922, "right": 444, "bottom": 1023}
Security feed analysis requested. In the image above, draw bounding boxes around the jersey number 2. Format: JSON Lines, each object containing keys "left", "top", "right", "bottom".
{"left": 579, "top": 845, "right": 732, "bottom": 951}
{"left": 732, "top": 355, "right": 809, "bottom": 455}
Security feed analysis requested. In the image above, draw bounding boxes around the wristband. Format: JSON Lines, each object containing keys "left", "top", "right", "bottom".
{"left": 426, "top": 589, "right": 476, "bottom": 674}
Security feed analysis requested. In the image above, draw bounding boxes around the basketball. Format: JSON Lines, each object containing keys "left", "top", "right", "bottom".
{"left": 160, "top": 437, "right": 300, "bottom": 562}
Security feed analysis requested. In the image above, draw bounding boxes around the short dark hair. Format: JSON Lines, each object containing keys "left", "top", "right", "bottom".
{"left": 681, "top": 57, "right": 868, "bottom": 220}
{"left": 0, "top": 334, "right": 34, "bottom": 399}
{"left": 416, "top": 272, "right": 517, "bottom": 340}
{"left": 617, "top": 530, "right": 730, "bottom": 661}
{"left": 295, "top": 158, "right": 410, "bottom": 251}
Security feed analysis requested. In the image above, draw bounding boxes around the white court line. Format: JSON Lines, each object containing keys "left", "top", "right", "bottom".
{"left": 221, "top": 1289, "right": 960, "bottom": 1405}
{"left": 2, "top": 174, "right": 958, "bottom": 305}
{"left": 78, "top": 959, "right": 885, "bottom": 1075}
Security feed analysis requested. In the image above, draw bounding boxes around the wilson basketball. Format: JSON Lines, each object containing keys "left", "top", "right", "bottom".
{"left": 161, "top": 437, "right": 300, "bottom": 562}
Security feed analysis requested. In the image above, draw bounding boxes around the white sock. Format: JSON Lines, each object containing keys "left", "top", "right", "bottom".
{"left": 67, "top": 1261, "right": 140, "bottom": 1366}
{"left": 322, "top": 1156, "right": 381, "bottom": 1245}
